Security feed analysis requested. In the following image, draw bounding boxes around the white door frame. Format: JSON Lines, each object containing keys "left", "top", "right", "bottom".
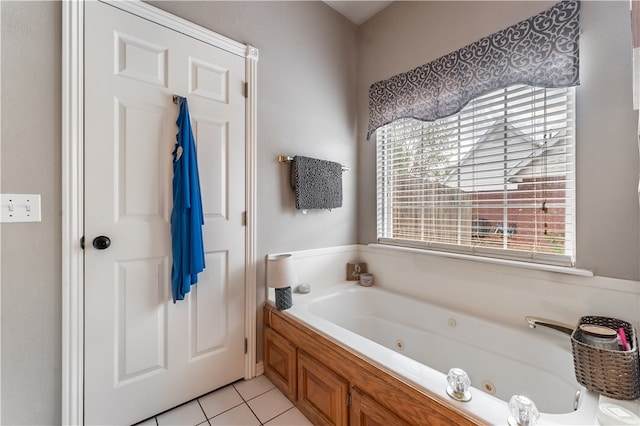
{"left": 61, "top": 1, "right": 258, "bottom": 424}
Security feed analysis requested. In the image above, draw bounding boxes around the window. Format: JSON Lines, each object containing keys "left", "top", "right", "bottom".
{"left": 376, "top": 85, "right": 575, "bottom": 266}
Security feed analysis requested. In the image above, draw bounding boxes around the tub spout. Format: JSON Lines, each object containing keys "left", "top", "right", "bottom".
{"left": 525, "top": 316, "right": 574, "bottom": 336}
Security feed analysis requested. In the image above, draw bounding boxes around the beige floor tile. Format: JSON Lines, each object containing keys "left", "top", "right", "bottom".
{"left": 246, "top": 388, "right": 294, "bottom": 423}
{"left": 199, "top": 385, "right": 244, "bottom": 419}
{"left": 264, "top": 407, "right": 314, "bottom": 426}
{"left": 156, "top": 400, "right": 206, "bottom": 426}
{"left": 208, "top": 404, "right": 260, "bottom": 426}
{"left": 148, "top": 375, "right": 311, "bottom": 426}
{"left": 233, "top": 375, "right": 275, "bottom": 401}
{"left": 134, "top": 417, "right": 158, "bottom": 426}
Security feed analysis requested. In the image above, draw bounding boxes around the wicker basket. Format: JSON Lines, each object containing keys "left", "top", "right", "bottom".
{"left": 571, "top": 316, "right": 640, "bottom": 400}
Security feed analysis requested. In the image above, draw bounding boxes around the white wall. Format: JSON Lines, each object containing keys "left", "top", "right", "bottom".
{"left": 357, "top": 1, "right": 640, "bottom": 281}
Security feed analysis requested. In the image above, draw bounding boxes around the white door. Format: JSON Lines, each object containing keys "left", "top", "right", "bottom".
{"left": 84, "top": 2, "right": 247, "bottom": 424}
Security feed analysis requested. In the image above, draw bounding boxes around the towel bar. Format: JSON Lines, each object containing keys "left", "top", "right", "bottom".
{"left": 277, "top": 155, "right": 350, "bottom": 172}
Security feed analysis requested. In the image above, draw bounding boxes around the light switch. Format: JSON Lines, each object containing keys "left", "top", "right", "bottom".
{"left": 1, "top": 194, "right": 41, "bottom": 223}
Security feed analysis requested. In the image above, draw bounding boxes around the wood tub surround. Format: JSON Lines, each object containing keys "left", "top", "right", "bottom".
{"left": 263, "top": 304, "right": 484, "bottom": 426}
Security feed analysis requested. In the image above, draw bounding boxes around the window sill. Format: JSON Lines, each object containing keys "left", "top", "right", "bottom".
{"left": 367, "top": 243, "right": 594, "bottom": 277}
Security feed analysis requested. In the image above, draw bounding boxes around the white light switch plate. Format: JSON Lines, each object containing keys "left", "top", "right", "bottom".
{"left": 1, "top": 194, "right": 41, "bottom": 223}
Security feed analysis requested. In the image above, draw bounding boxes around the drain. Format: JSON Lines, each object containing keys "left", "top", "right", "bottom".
{"left": 481, "top": 380, "right": 496, "bottom": 395}
{"left": 395, "top": 339, "right": 405, "bottom": 351}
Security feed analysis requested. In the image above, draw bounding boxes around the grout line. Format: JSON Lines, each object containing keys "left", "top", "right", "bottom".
{"left": 267, "top": 406, "right": 291, "bottom": 426}
{"left": 246, "top": 389, "right": 295, "bottom": 426}
{"left": 199, "top": 385, "right": 257, "bottom": 423}
{"left": 152, "top": 379, "right": 285, "bottom": 425}
{"left": 133, "top": 414, "right": 159, "bottom": 425}
{"left": 255, "top": 403, "right": 297, "bottom": 426}
{"left": 284, "top": 406, "right": 312, "bottom": 424}
{"left": 196, "top": 399, "right": 209, "bottom": 423}
{"left": 242, "top": 401, "right": 263, "bottom": 425}
{"left": 230, "top": 383, "right": 246, "bottom": 403}
{"left": 201, "top": 401, "right": 246, "bottom": 422}
{"left": 232, "top": 383, "right": 276, "bottom": 403}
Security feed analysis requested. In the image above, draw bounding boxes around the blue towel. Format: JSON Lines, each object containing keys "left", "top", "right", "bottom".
{"left": 171, "top": 97, "right": 205, "bottom": 303}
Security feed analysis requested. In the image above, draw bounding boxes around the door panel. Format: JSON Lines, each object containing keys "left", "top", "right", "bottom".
{"left": 190, "top": 58, "right": 229, "bottom": 103}
{"left": 116, "top": 97, "right": 168, "bottom": 219}
{"left": 84, "top": 2, "right": 246, "bottom": 424}
{"left": 195, "top": 118, "right": 229, "bottom": 219}
{"left": 190, "top": 251, "right": 229, "bottom": 358}
{"left": 117, "top": 257, "right": 168, "bottom": 383}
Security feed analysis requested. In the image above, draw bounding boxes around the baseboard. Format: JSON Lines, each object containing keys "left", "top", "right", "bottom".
{"left": 255, "top": 361, "right": 264, "bottom": 376}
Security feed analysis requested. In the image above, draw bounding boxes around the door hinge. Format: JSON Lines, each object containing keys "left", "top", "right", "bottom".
{"left": 347, "top": 392, "right": 352, "bottom": 407}
{"left": 243, "top": 81, "right": 248, "bottom": 98}
{"left": 80, "top": 236, "right": 85, "bottom": 250}
{"left": 244, "top": 338, "right": 248, "bottom": 354}
{"left": 242, "top": 211, "right": 247, "bottom": 226}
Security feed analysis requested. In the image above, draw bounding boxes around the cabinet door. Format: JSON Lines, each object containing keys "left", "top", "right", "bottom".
{"left": 350, "top": 387, "right": 409, "bottom": 426}
{"left": 298, "top": 350, "right": 349, "bottom": 426}
{"left": 264, "top": 327, "right": 297, "bottom": 400}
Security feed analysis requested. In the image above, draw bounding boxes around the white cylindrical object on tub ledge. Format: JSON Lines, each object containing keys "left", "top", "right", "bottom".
{"left": 267, "top": 254, "right": 298, "bottom": 310}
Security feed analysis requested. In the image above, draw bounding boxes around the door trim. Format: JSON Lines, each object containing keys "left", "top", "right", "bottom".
{"left": 61, "top": 2, "right": 258, "bottom": 424}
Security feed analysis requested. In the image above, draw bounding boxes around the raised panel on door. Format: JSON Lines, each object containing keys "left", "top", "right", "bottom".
{"left": 297, "top": 350, "right": 349, "bottom": 426}
{"left": 116, "top": 97, "right": 170, "bottom": 222}
{"left": 115, "top": 32, "right": 168, "bottom": 87}
{"left": 116, "top": 257, "right": 169, "bottom": 384}
{"left": 193, "top": 117, "right": 228, "bottom": 220}
{"left": 189, "top": 57, "right": 229, "bottom": 103}
{"left": 189, "top": 250, "right": 229, "bottom": 360}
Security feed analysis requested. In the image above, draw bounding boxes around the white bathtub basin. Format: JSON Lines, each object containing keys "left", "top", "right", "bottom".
{"left": 284, "top": 283, "right": 601, "bottom": 425}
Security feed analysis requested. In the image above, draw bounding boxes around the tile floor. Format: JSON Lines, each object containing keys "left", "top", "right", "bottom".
{"left": 136, "top": 375, "right": 313, "bottom": 426}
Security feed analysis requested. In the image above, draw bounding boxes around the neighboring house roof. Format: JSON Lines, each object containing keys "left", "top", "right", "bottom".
{"left": 440, "top": 120, "right": 568, "bottom": 192}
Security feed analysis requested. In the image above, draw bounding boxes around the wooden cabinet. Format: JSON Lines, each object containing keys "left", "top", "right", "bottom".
{"left": 298, "top": 350, "right": 349, "bottom": 426}
{"left": 263, "top": 305, "right": 482, "bottom": 426}
{"left": 263, "top": 326, "right": 296, "bottom": 400}
{"left": 350, "top": 387, "right": 408, "bottom": 426}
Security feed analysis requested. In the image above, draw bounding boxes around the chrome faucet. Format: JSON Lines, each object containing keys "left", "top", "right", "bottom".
{"left": 525, "top": 316, "right": 574, "bottom": 336}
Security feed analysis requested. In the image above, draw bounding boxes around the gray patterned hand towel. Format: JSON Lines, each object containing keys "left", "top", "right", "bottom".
{"left": 291, "top": 156, "right": 343, "bottom": 210}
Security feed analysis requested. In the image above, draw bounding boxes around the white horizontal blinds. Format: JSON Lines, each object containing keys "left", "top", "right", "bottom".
{"left": 376, "top": 85, "right": 575, "bottom": 266}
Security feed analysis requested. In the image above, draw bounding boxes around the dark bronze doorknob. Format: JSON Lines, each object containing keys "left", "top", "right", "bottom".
{"left": 93, "top": 236, "right": 111, "bottom": 250}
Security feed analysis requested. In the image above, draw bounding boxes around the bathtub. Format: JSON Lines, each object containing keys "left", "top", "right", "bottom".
{"left": 283, "top": 283, "right": 602, "bottom": 425}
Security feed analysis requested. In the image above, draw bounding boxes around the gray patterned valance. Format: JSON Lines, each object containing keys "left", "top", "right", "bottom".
{"left": 367, "top": 0, "right": 580, "bottom": 139}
